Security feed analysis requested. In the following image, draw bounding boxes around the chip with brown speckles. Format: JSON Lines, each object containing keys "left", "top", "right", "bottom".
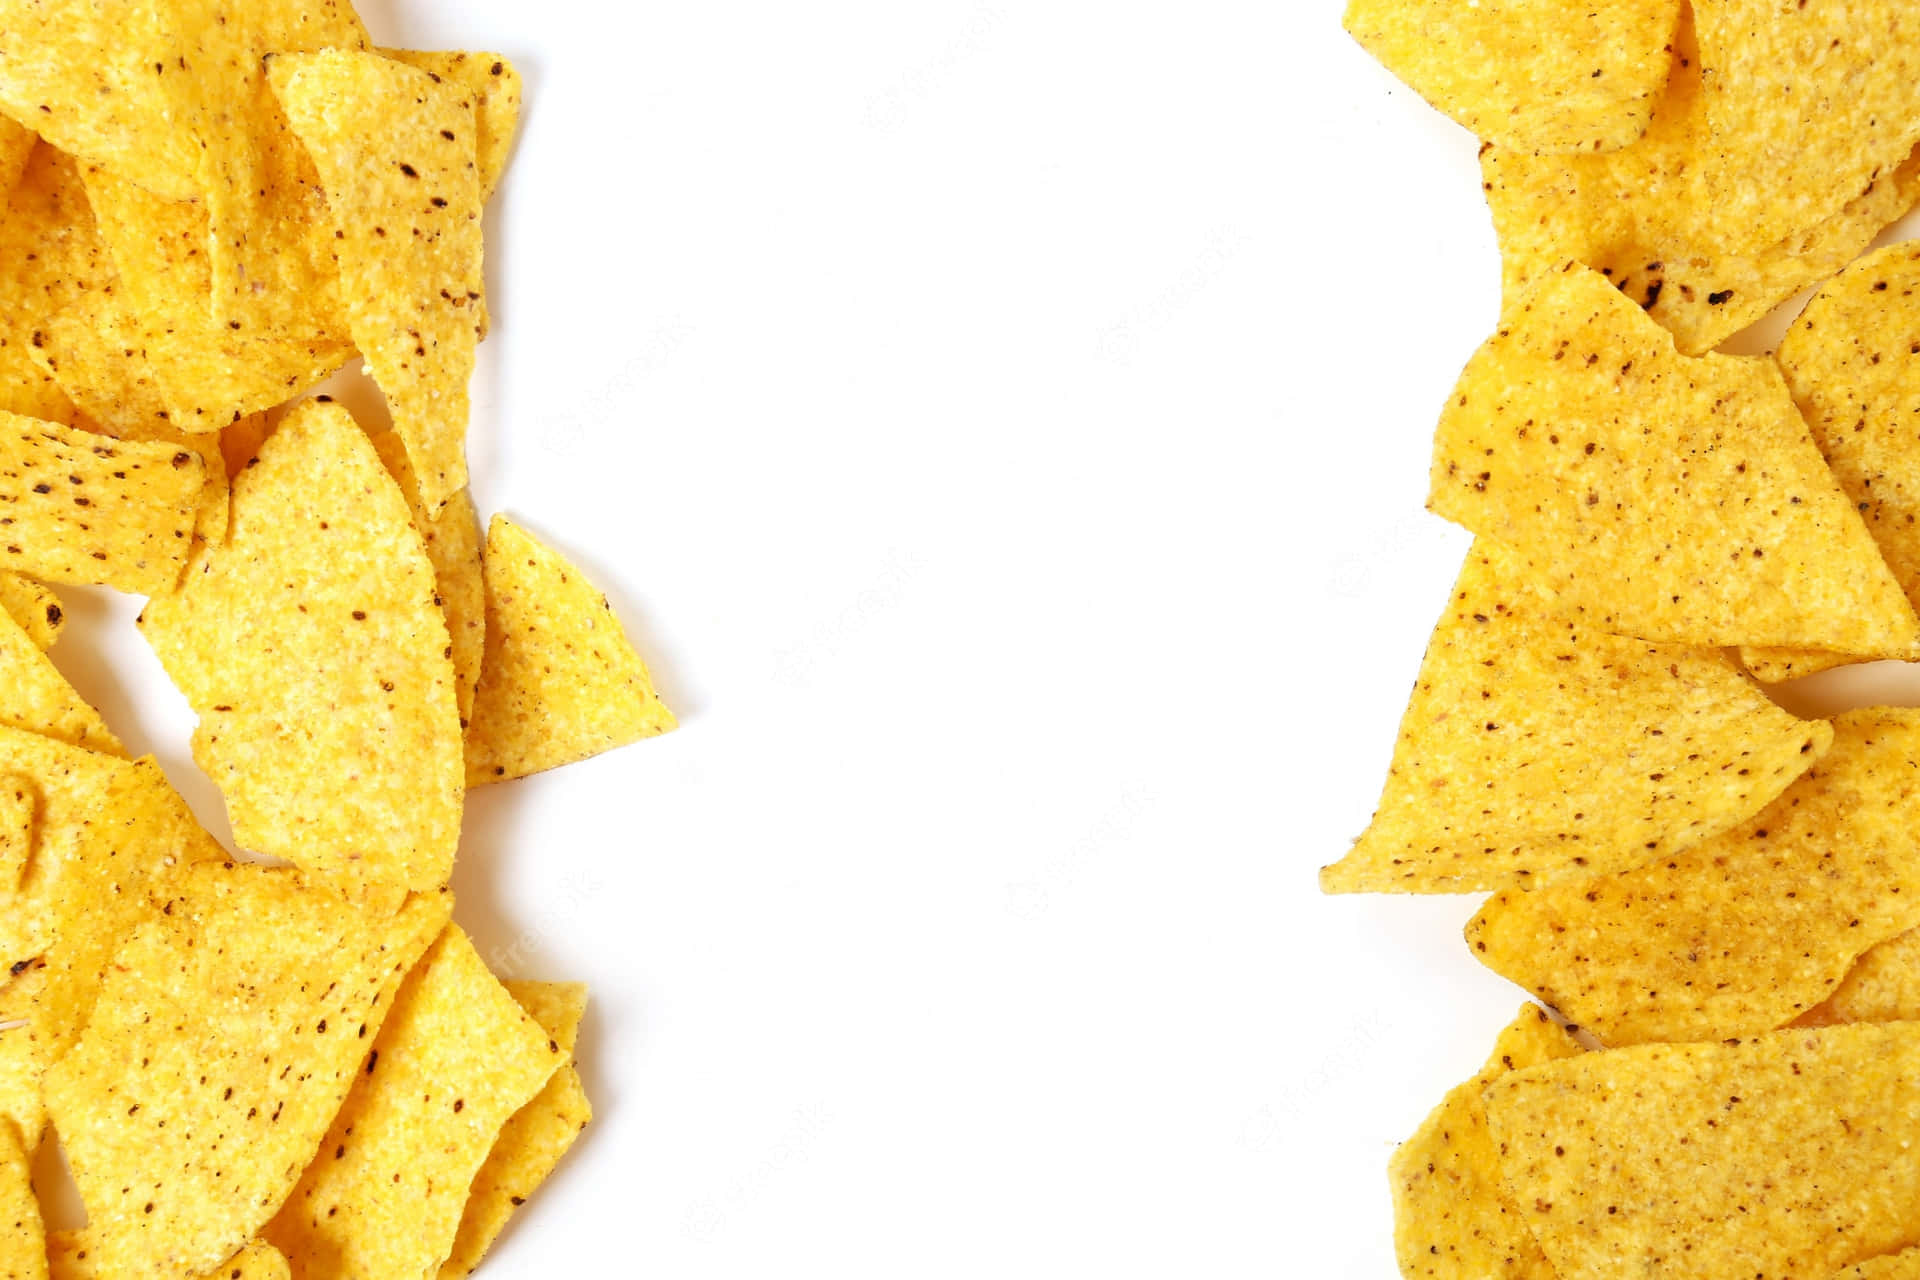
{"left": 465, "top": 515, "right": 677, "bottom": 786}
{"left": 1431, "top": 264, "right": 1919, "bottom": 655}
{"left": 47, "top": 1234, "right": 288, "bottom": 1280}
{"left": 1321, "top": 539, "right": 1830, "bottom": 894}
{"left": 0, "top": 1113, "right": 44, "bottom": 1279}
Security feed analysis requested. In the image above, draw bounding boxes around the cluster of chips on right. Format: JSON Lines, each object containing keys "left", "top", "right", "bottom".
{"left": 1334, "top": 3, "right": 1920, "bottom": 1278}
{"left": 0, "top": 1, "right": 682, "bottom": 1276}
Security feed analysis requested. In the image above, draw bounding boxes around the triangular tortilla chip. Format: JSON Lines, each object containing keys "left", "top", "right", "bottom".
{"left": 371, "top": 431, "right": 484, "bottom": 728}
{"left": 269, "top": 51, "right": 485, "bottom": 515}
{"left": 0, "top": 1115, "right": 42, "bottom": 1280}
{"left": 377, "top": 50, "right": 521, "bottom": 201}
{"left": 465, "top": 516, "right": 677, "bottom": 786}
{"left": 0, "top": 600, "right": 118, "bottom": 754}
{"left": 1692, "top": 0, "right": 1920, "bottom": 254}
{"left": 1482, "top": 15, "right": 1920, "bottom": 357}
{"left": 1390, "top": 1005, "right": 1580, "bottom": 1280}
{"left": 440, "top": 981, "right": 591, "bottom": 1278}
{"left": 48, "top": 1235, "right": 286, "bottom": 1280}
{"left": 1344, "top": 0, "right": 1679, "bottom": 154}
{"left": 139, "top": 399, "right": 462, "bottom": 892}
{"left": 0, "top": 3, "right": 201, "bottom": 201}
{"left": 1740, "top": 242, "right": 1920, "bottom": 682}
{"left": 1468, "top": 710, "right": 1920, "bottom": 1045}
{"left": 266, "top": 926, "right": 563, "bottom": 1279}
{"left": 0, "top": 409, "right": 206, "bottom": 594}
{"left": 43, "top": 864, "right": 450, "bottom": 1278}
{"left": 0, "top": 574, "right": 62, "bottom": 651}
{"left": 1322, "top": 539, "right": 1829, "bottom": 894}
{"left": 0, "top": 144, "right": 106, "bottom": 425}
{"left": 1431, "top": 263, "right": 1919, "bottom": 653}
{"left": 1485, "top": 1023, "right": 1920, "bottom": 1280}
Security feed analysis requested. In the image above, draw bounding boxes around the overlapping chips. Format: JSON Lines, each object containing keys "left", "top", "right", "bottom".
{"left": 1321, "top": 539, "right": 1829, "bottom": 894}
{"left": 1431, "top": 264, "right": 1919, "bottom": 654}
{"left": 1343, "top": 0, "right": 1680, "bottom": 155}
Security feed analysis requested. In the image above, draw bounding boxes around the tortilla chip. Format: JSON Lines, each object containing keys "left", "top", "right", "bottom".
{"left": 466, "top": 516, "right": 677, "bottom": 786}
{"left": 1390, "top": 1005, "right": 1580, "bottom": 1280}
{"left": 139, "top": 399, "right": 463, "bottom": 892}
{"left": 42, "top": 864, "right": 450, "bottom": 1278}
{"left": 1692, "top": 0, "right": 1920, "bottom": 254}
{"left": 1321, "top": 539, "right": 1828, "bottom": 894}
{"left": 0, "top": 144, "right": 105, "bottom": 425}
{"left": 1344, "top": 0, "right": 1679, "bottom": 154}
{"left": 1799, "top": 926, "right": 1920, "bottom": 1028}
{"left": 440, "top": 981, "right": 591, "bottom": 1278}
{"left": 0, "top": 775, "right": 27, "bottom": 895}
{"left": 0, "top": 601, "right": 118, "bottom": 754}
{"left": 0, "top": 574, "right": 62, "bottom": 651}
{"left": 377, "top": 51, "right": 521, "bottom": 200}
{"left": 1835, "top": 1251, "right": 1920, "bottom": 1280}
{"left": 0, "top": 3, "right": 201, "bottom": 201}
{"left": 1485, "top": 1023, "right": 1920, "bottom": 1280}
{"left": 0, "top": 409, "right": 206, "bottom": 593}
{"left": 1739, "top": 242, "right": 1920, "bottom": 682}
{"left": 1482, "top": 16, "right": 1920, "bottom": 357}
{"left": 49, "top": 1235, "right": 287, "bottom": 1280}
{"left": 371, "top": 432, "right": 484, "bottom": 727}
{"left": 1468, "top": 710, "right": 1920, "bottom": 1044}
{"left": 0, "top": 1116, "right": 42, "bottom": 1280}
{"left": 1431, "top": 263, "right": 1919, "bottom": 654}
{"left": 266, "top": 926, "right": 563, "bottom": 1279}
{"left": 0, "top": 726, "right": 139, "bottom": 967}
{"left": 0, "top": 116, "right": 32, "bottom": 200}
{"left": 269, "top": 50, "right": 485, "bottom": 516}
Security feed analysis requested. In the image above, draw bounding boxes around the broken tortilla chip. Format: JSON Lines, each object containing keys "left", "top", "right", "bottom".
{"left": 1343, "top": 0, "right": 1679, "bottom": 154}
{"left": 270, "top": 50, "right": 485, "bottom": 516}
{"left": 139, "top": 398, "right": 463, "bottom": 892}
{"left": 1484, "top": 1023, "right": 1920, "bottom": 1280}
{"left": 440, "top": 981, "right": 591, "bottom": 1278}
{"left": 42, "top": 864, "right": 450, "bottom": 1279}
{"left": 1468, "top": 710, "right": 1920, "bottom": 1045}
{"left": 0, "top": 409, "right": 205, "bottom": 594}
{"left": 266, "top": 926, "right": 563, "bottom": 1279}
{"left": 1390, "top": 1004, "right": 1579, "bottom": 1280}
{"left": 466, "top": 516, "right": 677, "bottom": 786}
{"left": 1321, "top": 539, "right": 1829, "bottom": 894}
{"left": 1430, "top": 264, "right": 1919, "bottom": 654}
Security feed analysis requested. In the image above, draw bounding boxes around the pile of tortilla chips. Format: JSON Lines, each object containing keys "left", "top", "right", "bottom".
{"left": 1337, "top": 3, "right": 1920, "bottom": 1278}
{"left": 0, "top": 0, "right": 677, "bottom": 1274}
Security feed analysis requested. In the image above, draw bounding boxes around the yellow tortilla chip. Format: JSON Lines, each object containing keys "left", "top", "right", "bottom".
{"left": 371, "top": 432, "right": 484, "bottom": 728}
{"left": 1834, "top": 1251, "right": 1920, "bottom": 1280}
{"left": 1741, "top": 242, "right": 1920, "bottom": 682}
{"left": 378, "top": 50, "right": 522, "bottom": 201}
{"left": 139, "top": 399, "right": 463, "bottom": 892}
{"left": 0, "top": 115, "right": 33, "bottom": 200}
{"left": 0, "top": 409, "right": 206, "bottom": 594}
{"left": 1391, "top": 1005, "right": 1579, "bottom": 1280}
{"left": 1482, "top": 17, "right": 1920, "bottom": 357}
{"left": 1344, "top": 0, "right": 1678, "bottom": 154}
{"left": 43, "top": 864, "right": 450, "bottom": 1279}
{"left": 50, "top": 1233, "right": 290, "bottom": 1280}
{"left": 440, "top": 981, "right": 591, "bottom": 1278}
{"left": 0, "top": 144, "right": 105, "bottom": 425}
{"left": 1692, "top": 0, "right": 1920, "bottom": 254}
{"left": 1321, "top": 539, "right": 1829, "bottom": 894}
{"left": 270, "top": 50, "right": 485, "bottom": 516}
{"left": 0, "top": 726, "right": 139, "bottom": 966}
{"left": 0, "top": 600, "right": 118, "bottom": 754}
{"left": 1468, "top": 710, "right": 1920, "bottom": 1045}
{"left": 0, "top": 775, "right": 27, "bottom": 895}
{"left": 0, "top": 574, "right": 62, "bottom": 651}
{"left": 1431, "top": 264, "right": 1919, "bottom": 654}
{"left": 1485, "top": 1023, "right": 1920, "bottom": 1280}
{"left": 0, "top": 1116, "right": 42, "bottom": 1280}
{"left": 1799, "top": 926, "right": 1920, "bottom": 1028}
{"left": 0, "top": 3, "right": 201, "bottom": 201}
{"left": 266, "top": 926, "right": 564, "bottom": 1279}
{"left": 466, "top": 516, "right": 677, "bottom": 786}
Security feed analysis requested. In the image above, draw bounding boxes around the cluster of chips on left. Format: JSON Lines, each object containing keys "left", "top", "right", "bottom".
{"left": 0, "top": 1, "right": 678, "bottom": 1275}
{"left": 1336, "top": 3, "right": 1920, "bottom": 1278}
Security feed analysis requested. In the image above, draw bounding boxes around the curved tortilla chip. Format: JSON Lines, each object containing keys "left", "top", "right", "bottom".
{"left": 1431, "top": 264, "right": 1919, "bottom": 654}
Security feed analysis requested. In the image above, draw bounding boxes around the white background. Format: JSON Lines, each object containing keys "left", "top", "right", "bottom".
{"left": 47, "top": 1, "right": 1920, "bottom": 1276}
